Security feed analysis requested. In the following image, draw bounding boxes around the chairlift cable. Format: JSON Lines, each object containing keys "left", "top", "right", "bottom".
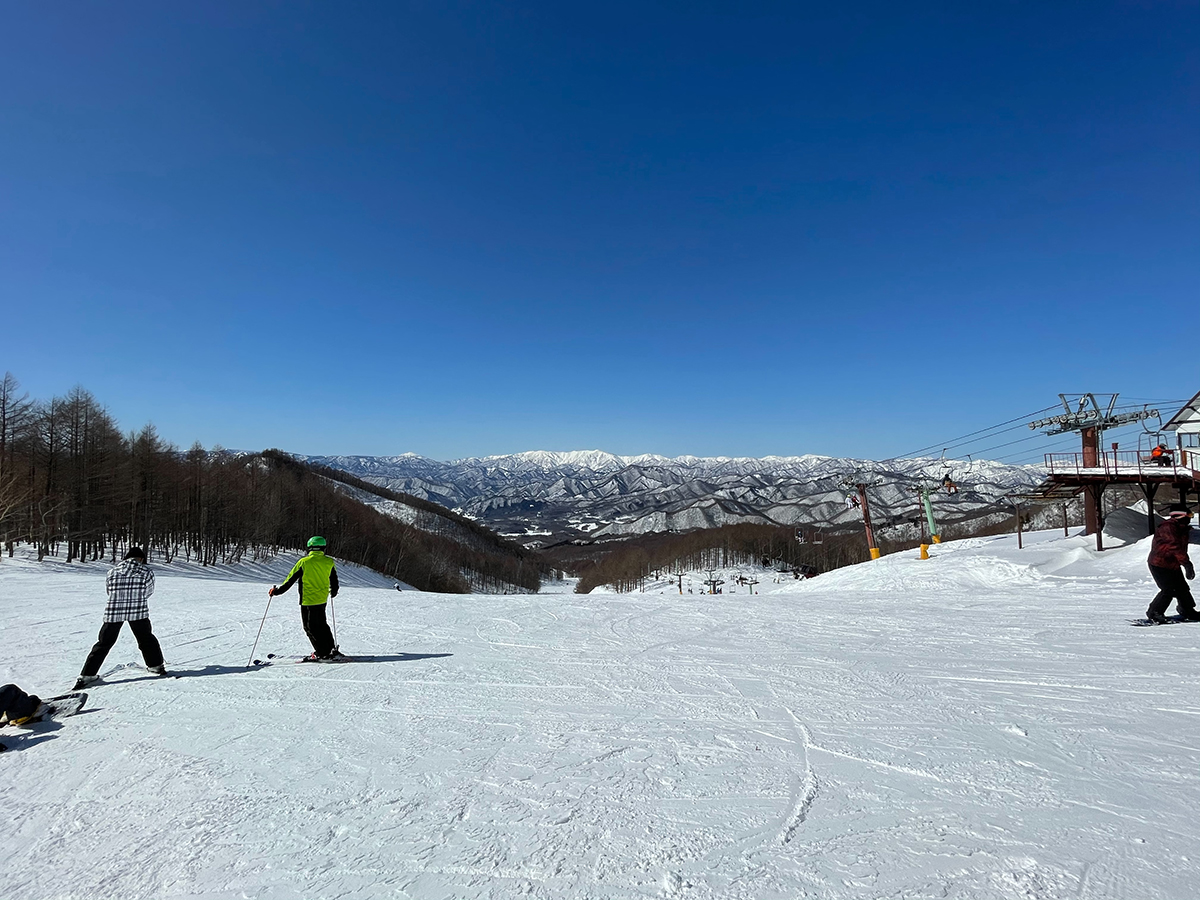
{"left": 975, "top": 419, "right": 1154, "bottom": 460}
{"left": 936, "top": 423, "right": 1043, "bottom": 455}
{"left": 958, "top": 414, "right": 1166, "bottom": 462}
{"left": 894, "top": 416, "right": 1054, "bottom": 460}
{"left": 892, "top": 396, "right": 1191, "bottom": 467}
{"left": 1109, "top": 397, "right": 1188, "bottom": 406}
{"left": 969, "top": 430, "right": 1076, "bottom": 458}
{"left": 993, "top": 437, "right": 1080, "bottom": 464}
{"left": 990, "top": 418, "right": 1163, "bottom": 465}
{"left": 890, "top": 404, "right": 1061, "bottom": 460}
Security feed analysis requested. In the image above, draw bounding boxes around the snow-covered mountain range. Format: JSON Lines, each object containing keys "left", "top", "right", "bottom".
{"left": 306, "top": 450, "right": 1048, "bottom": 546}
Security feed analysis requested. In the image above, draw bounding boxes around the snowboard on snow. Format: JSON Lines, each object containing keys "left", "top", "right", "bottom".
{"left": 3, "top": 692, "right": 88, "bottom": 726}
{"left": 1130, "top": 615, "right": 1200, "bottom": 627}
{"left": 0, "top": 692, "right": 87, "bottom": 752}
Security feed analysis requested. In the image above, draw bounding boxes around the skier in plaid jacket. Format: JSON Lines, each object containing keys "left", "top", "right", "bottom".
{"left": 74, "top": 547, "right": 167, "bottom": 689}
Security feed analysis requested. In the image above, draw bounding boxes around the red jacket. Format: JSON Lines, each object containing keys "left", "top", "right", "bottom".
{"left": 1149, "top": 518, "right": 1193, "bottom": 568}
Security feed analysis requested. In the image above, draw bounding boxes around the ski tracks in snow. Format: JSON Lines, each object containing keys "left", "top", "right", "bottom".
{"left": 779, "top": 710, "right": 820, "bottom": 845}
{"left": 724, "top": 677, "right": 822, "bottom": 847}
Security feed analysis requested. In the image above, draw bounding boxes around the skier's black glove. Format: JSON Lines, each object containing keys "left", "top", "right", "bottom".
{"left": 1186, "top": 563, "right": 1195, "bottom": 581}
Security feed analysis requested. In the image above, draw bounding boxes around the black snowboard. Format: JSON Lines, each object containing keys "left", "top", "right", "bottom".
{"left": 3, "top": 692, "right": 88, "bottom": 725}
{"left": 1130, "top": 615, "right": 1200, "bottom": 627}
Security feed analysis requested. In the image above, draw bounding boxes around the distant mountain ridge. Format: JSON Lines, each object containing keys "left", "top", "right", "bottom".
{"left": 305, "top": 450, "right": 1048, "bottom": 547}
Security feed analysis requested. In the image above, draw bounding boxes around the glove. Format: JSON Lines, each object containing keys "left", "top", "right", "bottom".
{"left": 1186, "top": 564, "right": 1195, "bottom": 581}
{"left": 268, "top": 586, "right": 277, "bottom": 596}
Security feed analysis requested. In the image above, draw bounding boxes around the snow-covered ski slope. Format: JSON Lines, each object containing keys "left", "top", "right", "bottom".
{"left": 3, "top": 515, "right": 1199, "bottom": 900}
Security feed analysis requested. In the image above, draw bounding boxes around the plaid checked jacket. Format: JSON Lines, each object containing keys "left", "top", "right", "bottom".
{"left": 104, "top": 559, "right": 156, "bottom": 623}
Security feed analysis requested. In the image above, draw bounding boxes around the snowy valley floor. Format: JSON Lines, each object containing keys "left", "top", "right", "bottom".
{"left": 3, "top": 520, "right": 1200, "bottom": 900}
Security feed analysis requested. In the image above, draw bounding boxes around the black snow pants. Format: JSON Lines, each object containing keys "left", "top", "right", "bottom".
{"left": 80, "top": 618, "right": 164, "bottom": 677}
{"left": 301, "top": 603, "right": 336, "bottom": 656}
{"left": 0, "top": 684, "right": 41, "bottom": 722}
{"left": 1148, "top": 565, "right": 1197, "bottom": 618}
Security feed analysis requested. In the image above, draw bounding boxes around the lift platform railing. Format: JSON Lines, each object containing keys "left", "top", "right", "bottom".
{"left": 1045, "top": 450, "right": 1199, "bottom": 478}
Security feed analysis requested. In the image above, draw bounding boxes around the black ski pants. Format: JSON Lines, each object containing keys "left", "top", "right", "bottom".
{"left": 1148, "top": 565, "right": 1196, "bottom": 618}
{"left": 80, "top": 618, "right": 164, "bottom": 677}
{"left": 301, "top": 603, "right": 336, "bottom": 656}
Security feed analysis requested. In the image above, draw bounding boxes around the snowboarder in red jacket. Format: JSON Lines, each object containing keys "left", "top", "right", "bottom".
{"left": 1147, "top": 505, "right": 1196, "bottom": 623}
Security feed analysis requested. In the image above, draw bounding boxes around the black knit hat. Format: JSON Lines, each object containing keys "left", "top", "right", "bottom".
{"left": 124, "top": 546, "right": 147, "bottom": 561}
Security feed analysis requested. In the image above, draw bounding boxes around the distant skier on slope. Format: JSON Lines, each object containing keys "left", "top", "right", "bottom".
{"left": 74, "top": 547, "right": 167, "bottom": 689}
{"left": 269, "top": 536, "right": 342, "bottom": 661}
{"left": 1146, "top": 505, "right": 1197, "bottom": 624}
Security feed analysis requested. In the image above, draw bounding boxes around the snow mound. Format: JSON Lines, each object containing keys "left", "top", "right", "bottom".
{"left": 781, "top": 517, "right": 1168, "bottom": 597}
{"left": 780, "top": 535, "right": 1045, "bottom": 595}
{"left": 1102, "top": 500, "right": 1157, "bottom": 546}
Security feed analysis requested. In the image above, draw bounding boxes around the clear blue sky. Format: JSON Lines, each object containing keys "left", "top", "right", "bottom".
{"left": 2, "top": 2, "right": 1197, "bottom": 462}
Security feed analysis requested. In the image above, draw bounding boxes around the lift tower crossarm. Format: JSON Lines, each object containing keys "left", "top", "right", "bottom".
{"left": 1028, "top": 394, "right": 1158, "bottom": 436}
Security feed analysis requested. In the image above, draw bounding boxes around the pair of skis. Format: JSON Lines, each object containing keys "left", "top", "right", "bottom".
{"left": 250, "top": 652, "right": 359, "bottom": 667}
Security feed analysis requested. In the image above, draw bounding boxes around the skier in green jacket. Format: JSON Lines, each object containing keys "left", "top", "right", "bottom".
{"left": 269, "top": 536, "right": 341, "bottom": 660}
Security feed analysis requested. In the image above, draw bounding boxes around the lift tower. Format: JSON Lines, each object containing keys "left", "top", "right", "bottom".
{"left": 841, "top": 478, "right": 881, "bottom": 560}
{"left": 1029, "top": 394, "right": 1157, "bottom": 537}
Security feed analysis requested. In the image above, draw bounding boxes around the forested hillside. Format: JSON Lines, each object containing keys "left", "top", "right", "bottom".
{"left": 556, "top": 523, "right": 869, "bottom": 593}
{"left": 0, "top": 375, "right": 538, "bottom": 593}
{"left": 557, "top": 506, "right": 1093, "bottom": 594}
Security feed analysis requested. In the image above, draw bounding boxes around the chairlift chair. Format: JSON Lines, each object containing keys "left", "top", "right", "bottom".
{"left": 1138, "top": 428, "right": 1175, "bottom": 467}
{"left": 936, "top": 450, "right": 961, "bottom": 495}
{"left": 1137, "top": 408, "right": 1176, "bottom": 464}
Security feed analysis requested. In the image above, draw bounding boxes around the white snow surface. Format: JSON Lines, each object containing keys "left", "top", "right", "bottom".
{"left": 3, "top": 521, "right": 1200, "bottom": 900}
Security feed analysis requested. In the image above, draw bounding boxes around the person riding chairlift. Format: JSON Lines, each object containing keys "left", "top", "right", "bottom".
{"left": 1151, "top": 444, "right": 1174, "bottom": 467}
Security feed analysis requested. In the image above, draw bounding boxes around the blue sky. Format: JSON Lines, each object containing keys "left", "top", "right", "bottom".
{"left": 2, "top": 2, "right": 1196, "bottom": 462}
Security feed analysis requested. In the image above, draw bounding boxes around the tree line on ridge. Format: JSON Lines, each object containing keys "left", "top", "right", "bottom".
{"left": 0, "top": 373, "right": 539, "bottom": 593}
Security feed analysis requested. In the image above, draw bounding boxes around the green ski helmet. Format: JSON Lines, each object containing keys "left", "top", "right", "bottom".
{"left": 307, "top": 535, "right": 327, "bottom": 549}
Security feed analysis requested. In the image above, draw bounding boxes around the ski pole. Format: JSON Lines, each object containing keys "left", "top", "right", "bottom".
{"left": 247, "top": 589, "right": 275, "bottom": 667}
{"left": 329, "top": 595, "right": 338, "bottom": 650}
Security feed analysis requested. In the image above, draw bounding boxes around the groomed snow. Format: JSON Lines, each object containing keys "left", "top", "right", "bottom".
{"left": 3, "top": 517, "right": 1200, "bottom": 899}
